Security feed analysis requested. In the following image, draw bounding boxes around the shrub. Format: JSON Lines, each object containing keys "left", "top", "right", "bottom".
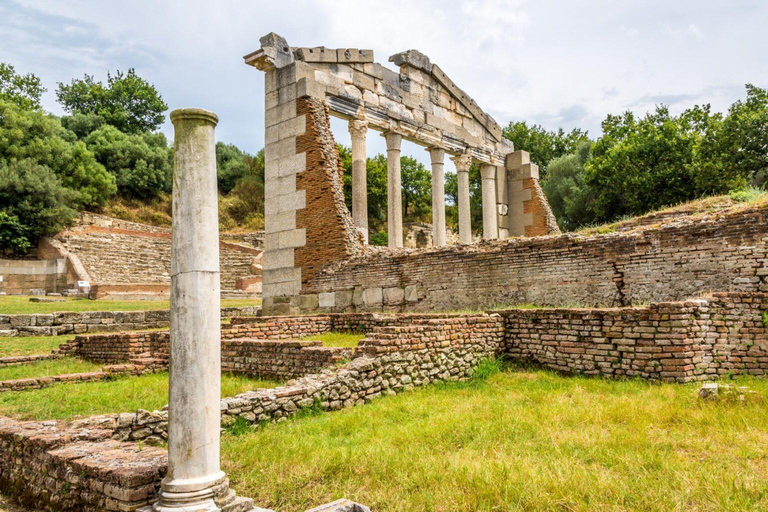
{"left": 0, "top": 212, "right": 31, "bottom": 254}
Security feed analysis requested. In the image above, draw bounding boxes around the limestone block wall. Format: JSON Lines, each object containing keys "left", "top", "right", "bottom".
{"left": 0, "top": 305, "right": 259, "bottom": 337}
{"left": 299, "top": 205, "right": 768, "bottom": 312}
{"left": 0, "top": 258, "right": 67, "bottom": 295}
{"left": 54, "top": 216, "right": 261, "bottom": 294}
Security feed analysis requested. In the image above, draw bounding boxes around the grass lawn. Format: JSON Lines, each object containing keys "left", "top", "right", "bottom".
{"left": 0, "top": 357, "right": 101, "bottom": 381}
{"left": 0, "top": 371, "right": 276, "bottom": 420}
{"left": 0, "top": 296, "right": 260, "bottom": 315}
{"left": 222, "top": 368, "right": 768, "bottom": 512}
{"left": 0, "top": 334, "right": 72, "bottom": 357}
{"left": 301, "top": 331, "right": 365, "bottom": 348}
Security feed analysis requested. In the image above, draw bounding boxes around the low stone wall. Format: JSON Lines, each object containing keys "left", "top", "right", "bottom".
{"left": 0, "top": 363, "right": 155, "bottom": 393}
{"left": 0, "top": 418, "right": 165, "bottom": 511}
{"left": 0, "top": 353, "right": 63, "bottom": 368}
{"left": 504, "top": 292, "right": 768, "bottom": 382}
{"left": 0, "top": 258, "right": 68, "bottom": 295}
{"left": 0, "top": 305, "right": 259, "bottom": 337}
{"left": 296, "top": 205, "right": 768, "bottom": 313}
{"left": 63, "top": 331, "right": 350, "bottom": 381}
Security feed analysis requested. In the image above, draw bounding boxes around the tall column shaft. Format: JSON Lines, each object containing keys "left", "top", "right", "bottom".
{"left": 481, "top": 164, "right": 498, "bottom": 239}
{"left": 163, "top": 108, "right": 224, "bottom": 512}
{"left": 384, "top": 132, "right": 403, "bottom": 248}
{"left": 428, "top": 148, "right": 446, "bottom": 247}
{"left": 452, "top": 153, "right": 472, "bottom": 244}
{"left": 349, "top": 119, "right": 368, "bottom": 243}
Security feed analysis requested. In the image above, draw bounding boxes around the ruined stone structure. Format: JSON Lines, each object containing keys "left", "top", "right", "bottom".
{"left": 244, "top": 33, "right": 560, "bottom": 315}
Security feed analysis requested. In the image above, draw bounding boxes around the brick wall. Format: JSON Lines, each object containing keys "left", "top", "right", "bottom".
{"left": 0, "top": 258, "right": 68, "bottom": 295}
{"left": 522, "top": 177, "right": 559, "bottom": 237}
{"left": 504, "top": 292, "right": 768, "bottom": 382}
{"left": 300, "top": 205, "right": 768, "bottom": 312}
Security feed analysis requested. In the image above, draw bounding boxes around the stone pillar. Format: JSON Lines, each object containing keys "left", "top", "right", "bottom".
{"left": 349, "top": 119, "right": 369, "bottom": 243}
{"left": 451, "top": 152, "right": 472, "bottom": 244}
{"left": 428, "top": 147, "right": 446, "bottom": 247}
{"left": 162, "top": 108, "right": 224, "bottom": 512}
{"left": 480, "top": 164, "right": 498, "bottom": 239}
{"left": 384, "top": 132, "right": 403, "bottom": 248}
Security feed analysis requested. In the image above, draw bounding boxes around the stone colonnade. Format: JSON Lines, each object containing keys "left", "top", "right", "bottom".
{"left": 348, "top": 119, "right": 509, "bottom": 248}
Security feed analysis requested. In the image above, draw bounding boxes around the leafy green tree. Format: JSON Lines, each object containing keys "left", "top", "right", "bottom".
{"left": 502, "top": 121, "right": 590, "bottom": 177}
{"left": 61, "top": 112, "right": 106, "bottom": 138}
{"left": 0, "top": 212, "right": 32, "bottom": 254}
{"left": 0, "top": 159, "right": 79, "bottom": 252}
{"left": 84, "top": 125, "right": 172, "bottom": 199}
{"left": 56, "top": 69, "right": 167, "bottom": 134}
{"left": 542, "top": 141, "right": 595, "bottom": 230}
{"left": 716, "top": 84, "right": 768, "bottom": 186}
{"left": 401, "top": 156, "right": 432, "bottom": 222}
{"left": 0, "top": 63, "right": 45, "bottom": 110}
{"left": 216, "top": 142, "right": 257, "bottom": 193}
{"left": 0, "top": 99, "right": 115, "bottom": 208}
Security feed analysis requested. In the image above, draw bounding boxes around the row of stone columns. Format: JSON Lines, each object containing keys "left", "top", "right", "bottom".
{"left": 348, "top": 119, "right": 500, "bottom": 248}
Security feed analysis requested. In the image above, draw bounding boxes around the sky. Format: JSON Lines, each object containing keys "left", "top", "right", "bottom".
{"left": 2, "top": 0, "right": 767, "bottom": 167}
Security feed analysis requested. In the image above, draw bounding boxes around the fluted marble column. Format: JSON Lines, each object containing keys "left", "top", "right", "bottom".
{"left": 480, "top": 164, "right": 498, "bottom": 239}
{"left": 451, "top": 152, "right": 472, "bottom": 244}
{"left": 384, "top": 132, "right": 403, "bottom": 248}
{"left": 428, "top": 147, "right": 446, "bottom": 247}
{"left": 162, "top": 108, "right": 223, "bottom": 512}
{"left": 348, "top": 119, "right": 368, "bottom": 243}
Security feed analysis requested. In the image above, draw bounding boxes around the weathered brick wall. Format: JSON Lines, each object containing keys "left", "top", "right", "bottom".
{"left": 301, "top": 205, "right": 768, "bottom": 312}
{"left": 504, "top": 292, "right": 768, "bottom": 382}
{"left": 522, "top": 177, "right": 559, "bottom": 237}
{"left": 0, "top": 306, "right": 258, "bottom": 337}
{"left": 0, "top": 418, "right": 165, "bottom": 511}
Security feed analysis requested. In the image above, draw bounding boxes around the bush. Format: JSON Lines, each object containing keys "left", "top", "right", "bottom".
{"left": 369, "top": 231, "right": 388, "bottom": 246}
{"left": 84, "top": 125, "right": 172, "bottom": 199}
{"left": 0, "top": 159, "right": 79, "bottom": 252}
{"left": 0, "top": 99, "right": 115, "bottom": 208}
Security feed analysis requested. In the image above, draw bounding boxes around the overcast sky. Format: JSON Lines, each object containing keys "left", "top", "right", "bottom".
{"left": 2, "top": 0, "right": 767, "bottom": 166}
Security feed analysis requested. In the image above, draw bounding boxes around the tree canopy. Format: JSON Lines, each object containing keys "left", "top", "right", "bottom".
{"left": 0, "top": 63, "right": 45, "bottom": 110}
{"left": 56, "top": 69, "right": 167, "bottom": 134}
{"left": 502, "top": 121, "right": 590, "bottom": 177}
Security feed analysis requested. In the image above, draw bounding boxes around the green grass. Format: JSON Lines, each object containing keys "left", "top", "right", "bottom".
{"left": 0, "top": 357, "right": 101, "bottom": 381}
{"left": 301, "top": 331, "right": 365, "bottom": 348}
{"left": 221, "top": 369, "right": 768, "bottom": 512}
{"left": 0, "top": 371, "right": 277, "bottom": 420}
{"left": 0, "top": 334, "right": 73, "bottom": 357}
{"left": 0, "top": 296, "right": 260, "bottom": 315}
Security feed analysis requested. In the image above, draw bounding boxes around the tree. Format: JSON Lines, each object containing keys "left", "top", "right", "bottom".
{"left": 56, "top": 69, "right": 167, "bottom": 134}
{"left": 84, "top": 125, "right": 172, "bottom": 199}
{"left": 61, "top": 112, "right": 106, "bottom": 138}
{"left": 400, "top": 156, "right": 432, "bottom": 222}
{"left": 0, "top": 63, "right": 45, "bottom": 110}
{"left": 502, "top": 121, "right": 589, "bottom": 177}
{"left": 0, "top": 99, "right": 115, "bottom": 208}
{"left": 0, "top": 159, "right": 79, "bottom": 252}
{"left": 542, "top": 141, "right": 595, "bottom": 230}
{"left": 717, "top": 84, "right": 768, "bottom": 186}
{"left": 216, "top": 142, "right": 256, "bottom": 194}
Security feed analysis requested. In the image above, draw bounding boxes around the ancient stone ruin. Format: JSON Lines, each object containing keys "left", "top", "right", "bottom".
{"left": 243, "top": 33, "right": 560, "bottom": 315}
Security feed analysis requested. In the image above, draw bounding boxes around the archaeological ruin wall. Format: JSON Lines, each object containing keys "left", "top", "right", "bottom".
{"left": 297, "top": 204, "right": 768, "bottom": 313}
{"left": 245, "top": 33, "right": 560, "bottom": 315}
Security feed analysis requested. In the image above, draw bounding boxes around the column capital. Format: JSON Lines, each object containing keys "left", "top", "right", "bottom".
{"left": 383, "top": 131, "right": 402, "bottom": 151}
{"left": 427, "top": 146, "right": 445, "bottom": 165}
{"left": 480, "top": 163, "right": 496, "bottom": 180}
{"left": 451, "top": 152, "right": 472, "bottom": 173}
{"left": 348, "top": 119, "right": 368, "bottom": 138}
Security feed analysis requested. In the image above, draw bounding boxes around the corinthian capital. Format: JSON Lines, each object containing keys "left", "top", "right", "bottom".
{"left": 451, "top": 151, "right": 472, "bottom": 172}
{"left": 348, "top": 119, "right": 368, "bottom": 139}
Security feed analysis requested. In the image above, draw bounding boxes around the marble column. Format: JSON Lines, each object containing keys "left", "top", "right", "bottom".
{"left": 162, "top": 108, "right": 224, "bottom": 512}
{"left": 451, "top": 152, "right": 472, "bottom": 244}
{"left": 428, "top": 147, "right": 447, "bottom": 247}
{"left": 348, "top": 119, "right": 369, "bottom": 243}
{"left": 480, "top": 164, "right": 499, "bottom": 239}
{"left": 384, "top": 132, "right": 403, "bottom": 249}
